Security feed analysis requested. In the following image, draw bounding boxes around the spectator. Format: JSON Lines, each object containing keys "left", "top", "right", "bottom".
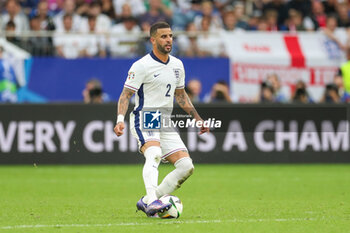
{"left": 82, "top": 78, "right": 109, "bottom": 103}
{"left": 190, "top": 0, "right": 202, "bottom": 13}
{"left": 233, "top": 1, "right": 249, "bottom": 30}
{"left": 88, "top": 1, "right": 111, "bottom": 32}
{"left": 259, "top": 81, "right": 274, "bottom": 103}
{"left": 175, "top": 0, "right": 192, "bottom": 13}
{"left": 197, "top": 16, "right": 226, "bottom": 57}
{"left": 53, "top": 0, "right": 88, "bottom": 32}
{"left": 100, "top": 0, "right": 117, "bottom": 21}
{"left": 321, "top": 83, "right": 340, "bottom": 103}
{"left": 75, "top": 0, "right": 90, "bottom": 16}
{"left": 108, "top": 16, "right": 141, "bottom": 57}
{"left": 28, "top": 16, "right": 54, "bottom": 56}
{"left": 307, "top": 0, "right": 327, "bottom": 31}
{"left": 81, "top": 15, "right": 107, "bottom": 57}
{"left": 139, "top": 0, "right": 171, "bottom": 31}
{"left": 333, "top": 73, "right": 350, "bottom": 103}
{"left": 177, "top": 22, "right": 200, "bottom": 57}
{"left": 265, "top": 10, "right": 278, "bottom": 31}
{"left": 290, "top": 0, "right": 315, "bottom": 32}
{"left": 1, "top": 0, "right": 30, "bottom": 32}
{"left": 0, "top": 46, "right": 18, "bottom": 103}
{"left": 292, "top": 80, "right": 313, "bottom": 103}
{"left": 266, "top": 73, "right": 288, "bottom": 102}
{"left": 170, "top": 0, "right": 195, "bottom": 30}
{"left": 222, "top": 9, "right": 244, "bottom": 32}
{"left": 20, "top": 0, "right": 40, "bottom": 16}
{"left": 5, "top": 21, "right": 22, "bottom": 48}
{"left": 209, "top": 80, "right": 231, "bottom": 103}
{"left": 144, "top": 0, "right": 173, "bottom": 18}
{"left": 256, "top": 16, "right": 268, "bottom": 31}
{"left": 323, "top": 0, "right": 337, "bottom": 15}
{"left": 35, "top": 0, "right": 56, "bottom": 31}
{"left": 186, "top": 79, "right": 202, "bottom": 103}
{"left": 286, "top": 0, "right": 311, "bottom": 21}
{"left": 293, "top": 87, "right": 308, "bottom": 103}
{"left": 323, "top": 15, "right": 346, "bottom": 52}
{"left": 214, "top": 0, "right": 235, "bottom": 14}
{"left": 284, "top": 9, "right": 306, "bottom": 32}
{"left": 138, "top": 22, "right": 152, "bottom": 54}
{"left": 247, "top": 10, "right": 262, "bottom": 30}
{"left": 336, "top": 2, "right": 350, "bottom": 28}
{"left": 194, "top": 0, "right": 223, "bottom": 31}
{"left": 113, "top": 0, "right": 146, "bottom": 18}
{"left": 53, "top": 14, "right": 85, "bottom": 58}
{"left": 115, "top": 2, "right": 132, "bottom": 23}
{"left": 263, "top": 0, "right": 288, "bottom": 26}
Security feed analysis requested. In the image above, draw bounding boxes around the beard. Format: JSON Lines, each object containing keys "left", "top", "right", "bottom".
{"left": 157, "top": 43, "right": 172, "bottom": 54}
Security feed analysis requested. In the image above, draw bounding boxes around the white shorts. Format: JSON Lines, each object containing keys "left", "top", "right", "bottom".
{"left": 130, "top": 113, "right": 188, "bottom": 160}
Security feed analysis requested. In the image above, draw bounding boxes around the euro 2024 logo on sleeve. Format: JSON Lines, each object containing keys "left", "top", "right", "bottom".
{"left": 143, "top": 110, "right": 161, "bottom": 129}
{"left": 128, "top": 71, "right": 135, "bottom": 80}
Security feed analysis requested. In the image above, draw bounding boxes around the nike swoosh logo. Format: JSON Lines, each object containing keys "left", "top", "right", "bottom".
{"left": 154, "top": 74, "right": 160, "bottom": 78}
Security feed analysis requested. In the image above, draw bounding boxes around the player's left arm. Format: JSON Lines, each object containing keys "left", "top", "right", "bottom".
{"left": 175, "top": 88, "right": 209, "bottom": 135}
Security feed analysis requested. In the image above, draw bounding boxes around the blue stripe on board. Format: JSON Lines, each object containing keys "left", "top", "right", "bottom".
{"left": 133, "top": 84, "right": 145, "bottom": 146}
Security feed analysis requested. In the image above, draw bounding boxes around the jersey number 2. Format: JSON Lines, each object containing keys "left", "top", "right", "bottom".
{"left": 165, "top": 84, "right": 171, "bottom": 97}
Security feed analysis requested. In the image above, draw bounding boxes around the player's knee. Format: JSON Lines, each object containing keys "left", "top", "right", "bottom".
{"left": 176, "top": 157, "right": 194, "bottom": 180}
{"left": 183, "top": 159, "right": 194, "bottom": 177}
{"left": 144, "top": 146, "right": 162, "bottom": 164}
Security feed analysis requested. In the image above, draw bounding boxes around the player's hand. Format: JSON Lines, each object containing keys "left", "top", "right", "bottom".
{"left": 114, "top": 122, "right": 125, "bottom": 137}
{"left": 197, "top": 119, "right": 210, "bottom": 135}
{"left": 199, "top": 125, "right": 210, "bottom": 135}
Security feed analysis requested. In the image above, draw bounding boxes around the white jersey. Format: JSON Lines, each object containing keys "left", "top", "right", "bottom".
{"left": 124, "top": 51, "right": 185, "bottom": 111}
{"left": 125, "top": 52, "right": 186, "bottom": 149}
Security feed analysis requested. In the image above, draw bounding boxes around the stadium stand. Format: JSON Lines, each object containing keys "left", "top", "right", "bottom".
{"left": 1, "top": 0, "right": 350, "bottom": 103}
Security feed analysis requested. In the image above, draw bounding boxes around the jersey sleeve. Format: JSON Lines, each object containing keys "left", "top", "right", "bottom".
{"left": 176, "top": 61, "right": 185, "bottom": 89}
{"left": 124, "top": 62, "right": 145, "bottom": 91}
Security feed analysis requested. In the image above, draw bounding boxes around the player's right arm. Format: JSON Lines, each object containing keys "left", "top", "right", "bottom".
{"left": 114, "top": 61, "right": 145, "bottom": 137}
{"left": 114, "top": 87, "right": 135, "bottom": 137}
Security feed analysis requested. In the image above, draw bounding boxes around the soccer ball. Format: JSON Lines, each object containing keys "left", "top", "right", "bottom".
{"left": 158, "top": 195, "right": 183, "bottom": 219}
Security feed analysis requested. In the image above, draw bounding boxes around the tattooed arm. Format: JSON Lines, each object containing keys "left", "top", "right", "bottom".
{"left": 114, "top": 87, "right": 135, "bottom": 137}
{"left": 117, "top": 87, "right": 135, "bottom": 116}
{"left": 175, "top": 88, "right": 201, "bottom": 120}
{"left": 175, "top": 88, "right": 209, "bottom": 134}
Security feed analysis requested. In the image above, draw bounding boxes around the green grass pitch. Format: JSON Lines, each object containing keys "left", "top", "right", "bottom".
{"left": 0, "top": 164, "right": 349, "bottom": 233}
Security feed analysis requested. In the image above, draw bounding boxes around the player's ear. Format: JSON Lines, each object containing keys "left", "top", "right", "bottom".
{"left": 150, "top": 36, "right": 155, "bottom": 44}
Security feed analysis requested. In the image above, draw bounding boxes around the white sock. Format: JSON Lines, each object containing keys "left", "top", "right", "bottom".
{"left": 142, "top": 146, "right": 161, "bottom": 204}
{"left": 156, "top": 157, "right": 194, "bottom": 198}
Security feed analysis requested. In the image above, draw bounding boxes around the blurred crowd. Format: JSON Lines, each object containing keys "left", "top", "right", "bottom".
{"left": 257, "top": 72, "right": 350, "bottom": 103}
{"left": 1, "top": 0, "right": 350, "bottom": 104}
{"left": 183, "top": 70, "right": 350, "bottom": 104}
{"left": 1, "top": 0, "right": 350, "bottom": 57}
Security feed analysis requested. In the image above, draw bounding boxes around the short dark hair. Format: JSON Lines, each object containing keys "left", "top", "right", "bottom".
{"left": 63, "top": 13, "right": 73, "bottom": 20}
{"left": 150, "top": 22, "right": 170, "bottom": 37}
{"left": 88, "top": 14, "right": 97, "bottom": 21}
{"left": 30, "top": 15, "right": 40, "bottom": 21}
{"left": 89, "top": 1, "right": 101, "bottom": 8}
{"left": 6, "top": 20, "right": 16, "bottom": 28}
